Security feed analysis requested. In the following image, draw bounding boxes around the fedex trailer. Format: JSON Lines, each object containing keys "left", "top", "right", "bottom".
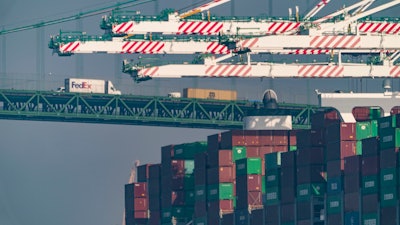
{"left": 62, "top": 78, "right": 121, "bottom": 95}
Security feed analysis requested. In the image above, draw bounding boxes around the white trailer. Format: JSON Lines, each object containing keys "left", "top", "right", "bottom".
{"left": 63, "top": 78, "right": 121, "bottom": 95}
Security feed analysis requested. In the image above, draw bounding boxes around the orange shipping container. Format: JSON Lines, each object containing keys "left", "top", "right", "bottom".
{"left": 183, "top": 88, "right": 237, "bottom": 101}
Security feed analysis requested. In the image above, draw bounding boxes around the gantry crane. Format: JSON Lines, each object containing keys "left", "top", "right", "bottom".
{"left": 100, "top": 0, "right": 301, "bottom": 36}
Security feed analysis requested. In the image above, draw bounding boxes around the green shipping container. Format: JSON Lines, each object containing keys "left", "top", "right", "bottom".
{"left": 380, "top": 168, "right": 397, "bottom": 187}
{"left": 289, "top": 145, "right": 297, "bottom": 151}
{"left": 161, "top": 209, "right": 172, "bottom": 223}
{"left": 356, "top": 121, "right": 375, "bottom": 140}
{"left": 264, "top": 186, "right": 280, "bottom": 205}
{"left": 232, "top": 146, "right": 247, "bottom": 161}
{"left": 380, "top": 187, "right": 398, "bottom": 207}
{"left": 369, "top": 108, "right": 381, "bottom": 120}
{"left": 362, "top": 175, "right": 379, "bottom": 194}
{"left": 265, "top": 169, "right": 280, "bottom": 188}
{"left": 370, "top": 120, "right": 378, "bottom": 137}
{"left": 326, "top": 194, "right": 343, "bottom": 214}
{"left": 172, "top": 206, "right": 193, "bottom": 218}
{"left": 356, "top": 140, "right": 363, "bottom": 155}
{"left": 378, "top": 115, "right": 397, "bottom": 129}
{"left": 173, "top": 142, "right": 208, "bottom": 159}
{"left": 265, "top": 152, "right": 282, "bottom": 170}
{"left": 262, "top": 175, "right": 266, "bottom": 193}
{"left": 379, "top": 127, "right": 400, "bottom": 150}
{"left": 362, "top": 213, "right": 378, "bottom": 225}
{"left": 184, "top": 160, "right": 195, "bottom": 175}
{"left": 207, "top": 183, "right": 234, "bottom": 200}
{"left": 236, "top": 157, "right": 262, "bottom": 175}
{"left": 184, "top": 174, "right": 195, "bottom": 190}
{"left": 195, "top": 185, "right": 206, "bottom": 201}
{"left": 296, "top": 183, "right": 326, "bottom": 201}
{"left": 185, "top": 190, "right": 195, "bottom": 205}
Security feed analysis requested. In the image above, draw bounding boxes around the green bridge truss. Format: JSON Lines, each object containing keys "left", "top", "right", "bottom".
{"left": 0, "top": 89, "right": 327, "bottom": 129}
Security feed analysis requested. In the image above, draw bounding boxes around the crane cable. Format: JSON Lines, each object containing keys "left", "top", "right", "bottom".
{"left": 0, "top": 0, "right": 154, "bottom": 36}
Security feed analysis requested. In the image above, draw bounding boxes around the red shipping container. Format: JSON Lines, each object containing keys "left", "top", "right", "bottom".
{"left": 326, "top": 122, "right": 356, "bottom": 143}
{"left": 272, "top": 130, "right": 289, "bottom": 146}
{"left": 352, "top": 107, "right": 371, "bottom": 121}
{"left": 207, "top": 133, "right": 221, "bottom": 152}
{"left": 246, "top": 146, "right": 260, "bottom": 157}
{"left": 207, "top": 165, "right": 235, "bottom": 184}
{"left": 258, "top": 130, "right": 274, "bottom": 145}
{"left": 265, "top": 205, "right": 279, "bottom": 223}
{"left": 380, "top": 148, "right": 398, "bottom": 169}
{"left": 296, "top": 165, "right": 326, "bottom": 184}
{"left": 236, "top": 174, "right": 262, "bottom": 192}
{"left": 362, "top": 137, "right": 380, "bottom": 156}
{"left": 280, "top": 203, "right": 295, "bottom": 222}
{"left": 344, "top": 191, "right": 361, "bottom": 212}
{"left": 327, "top": 159, "right": 344, "bottom": 177}
{"left": 134, "top": 210, "right": 149, "bottom": 219}
{"left": 362, "top": 193, "right": 379, "bottom": 213}
{"left": 362, "top": 155, "right": 380, "bottom": 175}
{"left": 344, "top": 155, "right": 362, "bottom": 175}
{"left": 380, "top": 206, "right": 397, "bottom": 225}
{"left": 134, "top": 198, "right": 149, "bottom": 211}
{"left": 289, "top": 130, "right": 298, "bottom": 146}
{"left": 208, "top": 199, "right": 235, "bottom": 211}
{"left": 326, "top": 140, "right": 358, "bottom": 161}
{"left": 171, "top": 160, "right": 185, "bottom": 176}
{"left": 134, "top": 183, "right": 147, "bottom": 198}
{"left": 208, "top": 149, "right": 233, "bottom": 167}
{"left": 220, "top": 130, "right": 259, "bottom": 148}
{"left": 296, "top": 147, "right": 325, "bottom": 165}
{"left": 391, "top": 106, "right": 400, "bottom": 115}
{"left": 236, "top": 191, "right": 263, "bottom": 209}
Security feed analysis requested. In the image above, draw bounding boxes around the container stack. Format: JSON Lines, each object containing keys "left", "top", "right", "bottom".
{"left": 125, "top": 182, "right": 148, "bottom": 225}
{"left": 148, "top": 164, "right": 161, "bottom": 225}
{"left": 280, "top": 150, "right": 297, "bottom": 225}
{"left": 295, "top": 115, "right": 328, "bottom": 225}
{"left": 124, "top": 112, "right": 400, "bottom": 225}
{"left": 325, "top": 122, "right": 358, "bottom": 225}
{"left": 206, "top": 133, "right": 236, "bottom": 225}
{"left": 160, "top": 142, "right": 207, "bottom": 224}
{"left": 264, "top": 151, "right": 282, "bottom": 225}
{"left": 377, "top": 115, "right": 399, "bottom": 225}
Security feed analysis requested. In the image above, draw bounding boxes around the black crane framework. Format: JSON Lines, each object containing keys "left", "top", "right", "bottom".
{"left": 0, "top": 89, "right": 324, "bottom": 129}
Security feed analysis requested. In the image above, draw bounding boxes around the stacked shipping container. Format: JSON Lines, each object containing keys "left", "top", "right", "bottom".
{"left": 124, "top": 112, "right": 400, "bottom": 225}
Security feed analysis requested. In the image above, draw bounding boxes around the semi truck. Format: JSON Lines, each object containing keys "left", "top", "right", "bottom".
{"left": 58, "top": 78, "right": 121, "bottom": 95}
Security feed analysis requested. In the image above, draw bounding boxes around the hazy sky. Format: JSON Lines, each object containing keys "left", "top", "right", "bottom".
{"left": 0, "top": 1, "right": 399, "bottom": 225}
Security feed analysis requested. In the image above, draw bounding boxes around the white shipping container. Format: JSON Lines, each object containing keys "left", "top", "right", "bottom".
{"left": 243, "top": 116, "right": 292, "bottom": 130}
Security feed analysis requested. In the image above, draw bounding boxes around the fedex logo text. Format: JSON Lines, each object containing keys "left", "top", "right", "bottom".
{"left": 71, "top": 81, "right": 92, "bottom": 89}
